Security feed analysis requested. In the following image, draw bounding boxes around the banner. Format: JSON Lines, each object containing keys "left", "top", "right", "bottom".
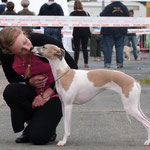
{"left": 98, "top": 0, "right": 150, "bottom": 1}
{"left": 0, "top": 16, "right": 150, "bottom": 27}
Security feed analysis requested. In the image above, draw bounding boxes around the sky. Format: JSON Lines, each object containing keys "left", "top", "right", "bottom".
{"left": 10, "top": 0, "right": 69, "bottom": 15}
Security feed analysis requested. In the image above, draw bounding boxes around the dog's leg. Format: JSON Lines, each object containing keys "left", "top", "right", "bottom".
{"left": 138, "top": 105, "right": 150, "bottom": 145}
{"left": 57, "top": 104, "right": 73, "bottom": 146}
{"left": 126, "top": 104, "right": 150, "bottom": 145}
{"left": 122, "top": 83, "right": 150, "bottom": 145}
{"left": 124, "top": 46, "right": 131, "bottom": 61}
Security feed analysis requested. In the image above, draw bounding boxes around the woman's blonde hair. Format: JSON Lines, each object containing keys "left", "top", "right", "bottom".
{"left": 74, "top": 0, "right": 83, "bottom": 10}
{"left": 0, "top": 27, "right": 22, "bottom": 54}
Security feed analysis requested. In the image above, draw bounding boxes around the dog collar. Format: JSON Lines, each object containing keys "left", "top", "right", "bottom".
{"left": 55, "top": 68, "right": 71, "bottom": 82}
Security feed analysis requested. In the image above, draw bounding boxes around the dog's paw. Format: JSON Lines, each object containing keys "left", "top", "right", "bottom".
{"left": 57, "top": 140, "right": 66, "bottom": 146}
{"left": 144, "top": 140, "right": 150, "bottom": 146}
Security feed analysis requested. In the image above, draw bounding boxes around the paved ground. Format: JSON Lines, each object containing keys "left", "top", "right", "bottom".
{"left": 1, "top": 52, "right": 150, "bottom": 150}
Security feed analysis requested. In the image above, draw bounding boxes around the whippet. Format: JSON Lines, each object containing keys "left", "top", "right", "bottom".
{"left": 32, "top": 44, "right": 150, "bottom": 146}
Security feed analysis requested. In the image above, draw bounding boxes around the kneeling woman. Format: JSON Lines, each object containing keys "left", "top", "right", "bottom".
{"left": 0, "top": 27, "right": 78, "bottom": 145}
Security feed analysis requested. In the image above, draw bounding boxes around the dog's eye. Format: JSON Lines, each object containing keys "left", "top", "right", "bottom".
{"left": 43, "top": 46, "right": 45, "bottom": 49}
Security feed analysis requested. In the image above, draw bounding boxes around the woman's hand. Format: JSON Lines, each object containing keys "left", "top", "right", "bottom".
{"left": 29, "top": 74, "right": 48, "bottom": 89}
{"left": 32, "top": 88, "right": 54, "bottom": 108}
{"left": 32, "top": 95, "right": 49, "bottom": 109}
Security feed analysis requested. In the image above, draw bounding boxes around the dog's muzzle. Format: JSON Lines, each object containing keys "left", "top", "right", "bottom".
{"left": 32, "top": 47, "right": 43, "bottom": 57}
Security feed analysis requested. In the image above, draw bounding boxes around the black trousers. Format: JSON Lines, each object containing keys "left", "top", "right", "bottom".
{"left": 3, "top": 83, "right": 62, "bottom": 145}
{"left": 73, "top": 35, "right": 89, "bottom": 64}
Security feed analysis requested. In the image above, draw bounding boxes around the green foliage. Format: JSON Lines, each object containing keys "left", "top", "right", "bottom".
{"left": 139, "top": 78, "right": 150, "bottom": 85}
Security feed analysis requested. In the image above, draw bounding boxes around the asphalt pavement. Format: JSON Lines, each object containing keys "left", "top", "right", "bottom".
{"left": 1, "top": 51, "right": 150, "bottom": 150}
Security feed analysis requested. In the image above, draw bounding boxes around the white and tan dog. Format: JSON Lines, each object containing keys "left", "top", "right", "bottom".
{"left": 33, "top": 44, "right": 150, "bottom": 146}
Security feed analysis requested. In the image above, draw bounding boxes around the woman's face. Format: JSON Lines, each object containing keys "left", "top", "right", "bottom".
{"left": 10, "top": 32, "right": 33, "bottom": 59}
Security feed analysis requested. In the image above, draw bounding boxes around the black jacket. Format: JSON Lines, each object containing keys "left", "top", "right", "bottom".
{"left": 39, "top": 2, "right": 64, "bottom": 29}
{"left": 100, "top": 2, "right": 129, "bottom": 35}
{"left": 0, "top": 33, "right": 78, "bottom": 84}
{"left": 39, "top": 2, "right": 64, "bottom": 16}
{"left": 70, "top": 10, "right": 91, "bottom": 37}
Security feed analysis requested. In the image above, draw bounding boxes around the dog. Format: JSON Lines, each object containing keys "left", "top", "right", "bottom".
{"left": 124, "top": 45, "right": 131, "bottom": 61}
{"left": 113, "top": 45, "right": 131, "bottom": 61}
{"left": 32, "top": 44, "right": 150, "bottom": 146}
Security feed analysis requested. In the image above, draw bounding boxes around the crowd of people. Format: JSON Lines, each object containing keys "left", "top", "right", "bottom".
{"left": 70, "top": 0, "right": 141, "bottom": 69}
{"left": 0, "top": 0, "right": 143, "bottom": 146}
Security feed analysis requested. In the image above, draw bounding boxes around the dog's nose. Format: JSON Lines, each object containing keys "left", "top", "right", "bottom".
{"left": 30, "top": 47, "right": 34, "bottom": 51}
{"left": 32, "top": 47, "right": 40, "bottom": 54}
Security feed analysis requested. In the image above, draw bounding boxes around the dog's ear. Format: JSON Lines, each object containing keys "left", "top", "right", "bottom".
{"left": 60, "top": 48, "right": 65, "bottom": 57}
{"left": 56, "top": 48, "right": 65, "bottom": 60}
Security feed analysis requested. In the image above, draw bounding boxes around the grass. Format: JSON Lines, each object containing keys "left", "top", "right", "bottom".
{"left": 138, "top": 78, "right": 150, "bottom": 85}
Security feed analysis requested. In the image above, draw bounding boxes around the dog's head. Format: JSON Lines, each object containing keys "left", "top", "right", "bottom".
{"left": 32, "top": 44, "right": 65, "bottom": 60}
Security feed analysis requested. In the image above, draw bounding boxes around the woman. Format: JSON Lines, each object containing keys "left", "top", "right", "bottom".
{"left": 70, "top": 0, "right": 91, "bottom": 68}
{"left": 0, "top": 27, "right": 78, "bottom": 145}
{"left": 2, "top": 1, "right": 17, "bottom": 15}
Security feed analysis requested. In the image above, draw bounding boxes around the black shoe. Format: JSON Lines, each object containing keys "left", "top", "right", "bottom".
{"left": 49, "top": 133, "right": 57, "bottom": 142}
{"left": 16, "top": 133, "right": 56, "bottom": 143}
{"left": 104, "top": 64, "right": 111, "bottom": 68}
{"left": 117, "top": 65, "right": 123, "bottom": 69}
{"left": 15, "top": 134, "right": 30, "bottom": 143}
{"left": 15, "top": 126, "right": 30, "bottom": 143}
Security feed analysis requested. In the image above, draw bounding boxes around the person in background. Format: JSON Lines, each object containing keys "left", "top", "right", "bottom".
{"left": 2, "top": 1, "right": 16, "bottom": 15}
{"left": 17, "top": 0, "right": 35, "bottom": 34}
{"left": 0, "top": 0, "right": 7, "bottom": 14}
{"left": 0, "top": 0, "right": 7, "bottom": 65}
{"left": 124, "top": 9, "right": 140, "bottom": 61}
{"left": 39, "top": 0, "right": 64, "bottom": 42}
{"left": 90, "top": 27, "right": 104, "bottom": 61}
{"left": 70, "top": 0, "right": 91, "bottom": 68}
{"left": 100, "top": 1, "right": 129, "bottom": 68}
{"left": 0, "top": 27, "right": 78, "bottom": 145}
